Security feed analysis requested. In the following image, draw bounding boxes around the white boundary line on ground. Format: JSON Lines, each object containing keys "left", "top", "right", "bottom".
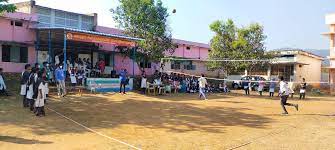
{"left": 46, "top": 107, "right": 142, "bottom": 150}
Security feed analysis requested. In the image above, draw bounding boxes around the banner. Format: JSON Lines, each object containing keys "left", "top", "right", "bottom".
{"left": 66, "top": 32, "right": 135, "bottom": 47}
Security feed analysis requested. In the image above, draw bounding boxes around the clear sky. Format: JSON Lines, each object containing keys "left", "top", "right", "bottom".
{"left": 10, "top": 0, "right": 335, "bottom": 50}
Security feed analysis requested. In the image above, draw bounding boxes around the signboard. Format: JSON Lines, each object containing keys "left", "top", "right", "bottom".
{"left": 66, "top": 32, "right": 135, "bottom": 47}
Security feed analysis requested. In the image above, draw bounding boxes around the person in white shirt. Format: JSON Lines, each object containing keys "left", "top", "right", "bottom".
{"left": 279, "top": 76, "right": 299, "bottom": 115}
{"left": 0, "top": 68, "right": 9, "bottom": 96}
{"left": 140, "top": 73, "right": 147, "bottom": 94}
{"left": 198, "top": 74, "right": 208, "bottom": 100}
{"left": 35, "top": 72, "right": 46, "bottom": 117}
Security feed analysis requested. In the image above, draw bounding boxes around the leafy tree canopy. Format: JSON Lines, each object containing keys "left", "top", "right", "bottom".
{"left": 0, "top": 0, "right": 16, "bottom": 14}
{"left": 111, "top": 0, "right": 176, "bottom": 70}
{"left": 207, "top": 19, "right": 272, "bottom": 76}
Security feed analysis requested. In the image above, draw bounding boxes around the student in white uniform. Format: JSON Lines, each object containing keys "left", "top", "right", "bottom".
{"left": 140, "top": 73, "right": 147, "bottom": 94}
{"left": 35, "top": 72, "right": 46, "bottom": 117}
{"left": 20, "top": 64, "right": 32, "bottom": 108}
{"left": 26, "top": 68, "right": 37, "bottom": 111}
{"left": 258, "top": 79, "right": 265, "bottom": 96}
{"left": 279, "top": 76, "right": 299, "bottom": 115}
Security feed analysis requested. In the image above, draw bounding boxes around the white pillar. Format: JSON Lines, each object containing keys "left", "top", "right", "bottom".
{"left": 267, "top": 66, "right": 271, "bottom": 80}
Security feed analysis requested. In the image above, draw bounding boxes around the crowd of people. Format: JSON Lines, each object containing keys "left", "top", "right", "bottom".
{"left": 0, "top": 63, "right": 309, "bottom": 116}
{"left": 241, "top": 77, "right": 307, "bottom": 100}
{"left": 19, "top": 64, "right": 48, "bottom": 117}
{"left": 140, "top": 70, "right": 230, "bottom": 96}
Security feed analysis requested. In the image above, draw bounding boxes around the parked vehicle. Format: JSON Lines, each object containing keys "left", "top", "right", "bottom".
{"left": 232, "top": 76, "right": 270, "bottom": 91}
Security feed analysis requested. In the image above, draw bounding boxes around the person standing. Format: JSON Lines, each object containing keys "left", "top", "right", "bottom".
{"left": 269, "top": 78, "right": 276, "bottom": 97}
{"left": 0, "top": 68, "right": 9, "bottom": 96}
{"left": 140, "top": 72, "right": 147, "bottom": 94}
{"left": 119, "top": 69, "right": 128, "bottom": 94}
{"left": 35, "top": 72, "right": 46, "bottom": 117}
{"left": 26, "top": 67, "right": 37, "bottom": 111}
{"left": 279, "top": 76, "right": 299, "bottom": 115}
{"left": 20, "top": 64, "right": 31, "bottom": 108}
{"left": 288, "top": 80, "right": 295, "bottom": 98}
{"left": 258, "top": 79, "right": 265, "bottom": 96}
{"left": 98, "top": 59, "right": 106, "bottom": 76}
{"left": 55, "top": 64, "right": 66, "bottom": 97}
{"left": 198, "top": 74, "right": 208, "bottom": 100}
{"left": 299, "top": 78, "right": 307, "bottom": 100}
{"left": 242, "top": 80, "right": 250, "bottom": 95}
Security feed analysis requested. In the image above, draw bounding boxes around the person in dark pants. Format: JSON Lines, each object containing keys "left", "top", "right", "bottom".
{"left": 20, "top": 64, "right": 32, "bottom": 108}
{"left": 26, "top": 67, "right": 37, "bottom": 111}
{"left": 119, "top": 69, "right": 128, "bottom": 94}
{"left": 279, "top": 76, "right": 299, "bottom": 115}
{"left": 242, "top": 80, "right": 250, "bottom": 95}
{"left": 299, "top": 78, "right": 307, "bottom": 100}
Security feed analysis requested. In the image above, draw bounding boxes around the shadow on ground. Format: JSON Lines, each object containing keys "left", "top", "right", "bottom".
{"left": 0, "top": 92, "right": 273, "bottom": 136}
{"left": 0, "top": 136, "right": 52, "bottom": 144}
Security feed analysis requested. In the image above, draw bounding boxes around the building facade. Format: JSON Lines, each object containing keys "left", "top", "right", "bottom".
{"left": 0, "top": 0, "right": 211, "bottom": 76}
{"left": 323, "top": 13, "right": 335, "bottom": 92}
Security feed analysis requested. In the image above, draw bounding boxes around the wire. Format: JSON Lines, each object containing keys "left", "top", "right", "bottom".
{"left": 162, "top": 70, "right": 330, "bottom": 84}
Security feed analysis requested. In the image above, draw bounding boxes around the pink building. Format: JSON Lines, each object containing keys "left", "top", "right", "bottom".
{"left": 0, "top": 12, "right": 37, "bottom": 72}
{"left": 0, "top": 0, "right": 211, "bottom": 76}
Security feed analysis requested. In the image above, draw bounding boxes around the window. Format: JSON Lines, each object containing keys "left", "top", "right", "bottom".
{"left": 10, "top": 21, "right": 23, "bottom": 27}
{"left": 183, "top": 61, "right": 196, "bottom": 70}
{"left": 171, "top": 61, "right": 181, "bottom": 70}
{"left": 15, "top": 21, "right": 23, "bottom": 27}
{"left": 1, "top": 45, "right": 28, "bottom": 63}
{"left": 140, "top": 61, "right": 151, "bottom": 68}
{"left": 186, "top": 46, "right": 191, "bottom": 50}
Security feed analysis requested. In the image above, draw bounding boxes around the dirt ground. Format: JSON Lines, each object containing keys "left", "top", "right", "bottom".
{"left": 0, "top": 90, "right": 334, "bottom": 150}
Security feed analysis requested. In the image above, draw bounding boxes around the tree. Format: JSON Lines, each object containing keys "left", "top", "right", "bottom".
{"left": 111, "top": 0, "right": 176, "bottom": 71}
{"left": 207, "top": 19, "right": 272, "bottom": 77}
{"left": 0, "top": 0, "right": 16, "bottom": 14}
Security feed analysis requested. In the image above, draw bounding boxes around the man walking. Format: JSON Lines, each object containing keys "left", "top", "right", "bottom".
{"left": 279, "top": 76, "right": 299, "bottom": 115}
{"left": 198, "top": 74, "right": 208, "bottom": 100}
{"left": 55, "top": 64, "right": 66, "bottom": 97}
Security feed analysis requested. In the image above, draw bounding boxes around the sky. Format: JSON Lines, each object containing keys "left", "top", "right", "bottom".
{"left": 9, "top": 0, "right": 335, "bottom": 50}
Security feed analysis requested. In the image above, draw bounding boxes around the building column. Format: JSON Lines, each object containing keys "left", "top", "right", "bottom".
{"left": 35, "top": 30, "right": 40, "bottom": 63}
{"left": 48, "top": 30, "right": 52, "bottom": 63}
{"left": 132, "top": 47, "right": 136, "bottom": 77}
{"left": 63, "top": 31, "right": 67, "bottom": 69}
